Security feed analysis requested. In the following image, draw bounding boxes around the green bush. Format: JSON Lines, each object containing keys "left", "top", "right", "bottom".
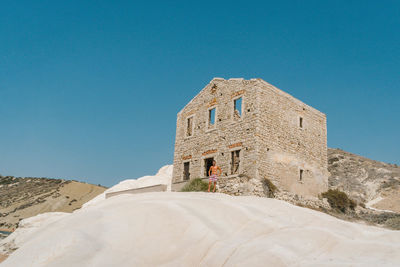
{"left": 321, "top": 189, "right": 356, "bottom": 213}
{"left": 180, "top": 178, "right": 209, "bottom": 192}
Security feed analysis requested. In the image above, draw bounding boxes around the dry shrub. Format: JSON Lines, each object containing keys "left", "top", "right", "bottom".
{"left": 180, "top": 178, "right": 209, "bottom": 192}
{"left": 263, "top": 178, "right": 278, "bottom": 197}
{"left": 322, "top": 189, "right": 356, "bottom": 213}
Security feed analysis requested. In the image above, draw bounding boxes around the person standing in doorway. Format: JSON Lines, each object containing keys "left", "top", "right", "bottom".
{"left": 208, "top": 160, "right": 222, "bottom": 192}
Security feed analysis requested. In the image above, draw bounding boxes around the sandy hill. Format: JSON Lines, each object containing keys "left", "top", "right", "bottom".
{"left": 328, "top": 148, "right": 400, "bottom": 213}
{"left": 1, "top": 191, "right": 400, "bottom": 266}
{"left": 1, "top": 151, "right": 399, "bottom": 265}
{"left": 0, "top": 175, "right": 106, "bottom": 231}
{"left": 1, "top": 165, "right": 400, "bottom": 266}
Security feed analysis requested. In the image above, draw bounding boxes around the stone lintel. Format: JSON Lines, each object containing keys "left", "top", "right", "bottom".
{"left": 228, "top": 142, "right": 243, "bottom": 149}
{"left": 208, "top": 98, "right": 217, "bottom": 107}
{"left": 182, "top": 155, "right": 192, "bottom": 160}
{"left": 202, "top": 149, "right": 217, "bottom": 156}
{"left": 231, "top": 89, "right": 245, "bottom": 98}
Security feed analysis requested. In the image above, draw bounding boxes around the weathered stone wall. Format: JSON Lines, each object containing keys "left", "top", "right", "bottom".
{"left": 217, "top": 175, "right": 267, "bottom": 197}
{"left": 172, "top": 78, "right": 328, "bottom": 198}
{"left": 256, "top": 80, "right": 328, "bottom": 197}
{"left": 172, "top": 78, "right": 260, "bottom": 183}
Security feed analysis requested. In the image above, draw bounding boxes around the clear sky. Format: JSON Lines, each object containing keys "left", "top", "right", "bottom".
{"left": 1, "top": 0, "right": 399, "bottom": 187}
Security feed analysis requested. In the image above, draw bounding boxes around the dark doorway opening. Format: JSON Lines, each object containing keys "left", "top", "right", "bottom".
{"left": 183, "top": 162, "right": 190, "bottom": 180}
{"left": 204, "top": 157, "right": 214, "bottom": 177}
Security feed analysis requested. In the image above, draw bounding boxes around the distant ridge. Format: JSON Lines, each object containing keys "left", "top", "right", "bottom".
{"left": 0, "top": 175, "right": 106, "bottom": 230}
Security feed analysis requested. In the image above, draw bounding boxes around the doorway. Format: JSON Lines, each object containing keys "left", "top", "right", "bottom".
{"left": 183, "top": 162, "right": 190, "bottom": 180}
{"left": 204, "top": 157, "right": 214, "bottom": 177}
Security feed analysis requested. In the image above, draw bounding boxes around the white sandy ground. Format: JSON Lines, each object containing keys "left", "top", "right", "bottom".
{"left": 0, "top": 212, "right": 70, "bottom": 255}
{"left": 82, "top": 165, "right": 173, "bottom": 209}
{"left": 0, "top": 166, "right": 173, "bottom": 259}
{"left": 365, "top": 196, "right": 392, "bottom": 213}
{"left": 1, "top": 165, "right": 400, "bottom": 266}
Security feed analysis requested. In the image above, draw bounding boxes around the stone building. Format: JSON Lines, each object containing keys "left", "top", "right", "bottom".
{"left": 172, "top": 78, "right": 328, "bottom": 197}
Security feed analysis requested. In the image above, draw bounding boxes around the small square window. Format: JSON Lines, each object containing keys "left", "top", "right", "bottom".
{"left": 234, "top": 97, "right": 242, "bottom": 119}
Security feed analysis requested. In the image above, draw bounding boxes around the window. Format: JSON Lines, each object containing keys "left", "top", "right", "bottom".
{"left": 233, "top": 97, "right": 242, "bottom": 119}
{"left": 299, "top": 117, "right": 303, "bottom": 128}
{"left": 299, "top": 169, "right": 304, "bottom": 181}
{"left": 186, "top": 116, "right": 193, "bottom": 137}
{"left": 183, "top": 162, "right": 190, "bottom": 180}
{"left": 208, "top": 108, "right": 216, "bottom": 127}
{"left": 231, "top": 150, "right": 240, "bottom": 174}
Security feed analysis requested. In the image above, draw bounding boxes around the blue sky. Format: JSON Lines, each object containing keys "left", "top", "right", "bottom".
{"left": 1, "top": 0, "right": 399, "bottom": 187}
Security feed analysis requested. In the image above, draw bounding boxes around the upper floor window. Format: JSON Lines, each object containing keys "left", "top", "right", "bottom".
{"left": 233, "top": 97, "right": 242, "bottom": 120}
{"left": 299, "top": 117, "right": 303, "bottom": 128}
{"left": 208, "top": 107, "right": 216, "bottom": 128}
{"left": 186, "top": 116, "right": 194, "bottom": 137}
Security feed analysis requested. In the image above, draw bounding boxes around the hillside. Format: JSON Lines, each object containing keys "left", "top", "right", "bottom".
{"left": 0, "top": 175, "right": 106, "bottom": 231}
{"left": 328, "top": 148, "right": 400, "bottom": 213}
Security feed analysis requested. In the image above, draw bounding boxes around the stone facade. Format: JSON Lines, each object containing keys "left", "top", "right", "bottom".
{"left": 172, "top": 78, "right": 328, "bottom": 197}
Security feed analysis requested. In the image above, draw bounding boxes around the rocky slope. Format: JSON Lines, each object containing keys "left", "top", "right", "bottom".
{"left": 262, "top": 148, "right": 400, "bottom": 230}
{"left": 0, "top": 175, "right": 106, "bottom": 231}
{"left": 328, "top": 148, "right": 400, "bottom": 213}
